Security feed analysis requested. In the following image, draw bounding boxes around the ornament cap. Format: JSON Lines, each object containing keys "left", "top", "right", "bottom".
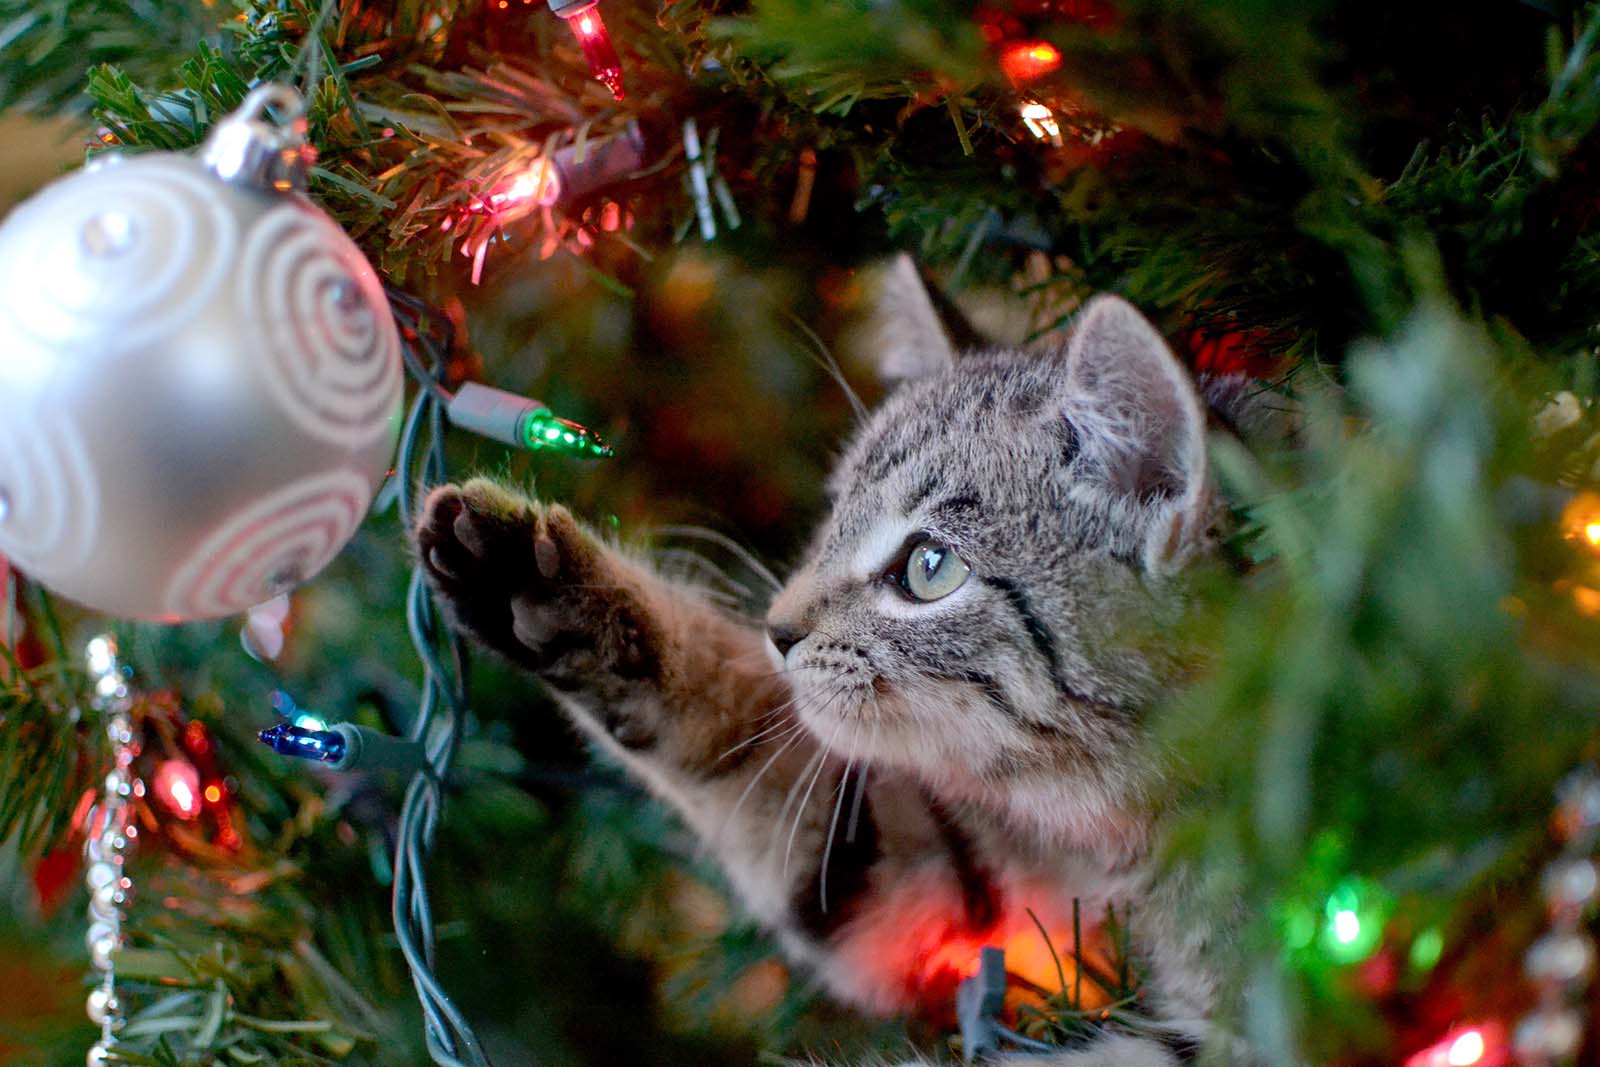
{"left": 201, "top": 84, "right": 314, "bottom": 193}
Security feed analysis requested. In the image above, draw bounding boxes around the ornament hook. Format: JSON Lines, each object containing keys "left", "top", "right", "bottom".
{"left": 201, "top": 84, "right": 314, "bottom": 193}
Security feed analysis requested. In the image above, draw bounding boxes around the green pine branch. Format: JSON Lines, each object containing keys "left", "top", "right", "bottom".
{"left": 1158, "top": 272, "right": 1600, "bottom": 1062}
{"left": 0, "top": 0, "right": 227, "bottom": 115}
{"left": 0, "top": 653, "right": 95, "bottom": 857}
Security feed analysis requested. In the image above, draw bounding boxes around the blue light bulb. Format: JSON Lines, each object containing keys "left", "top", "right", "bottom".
{"left": 258, "top": 722, "right": 347, "bottom": 764}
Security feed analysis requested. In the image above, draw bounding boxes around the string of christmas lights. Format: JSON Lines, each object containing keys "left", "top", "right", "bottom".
{"left": 253, "top": 288, "right": 610, "bottom": 1067}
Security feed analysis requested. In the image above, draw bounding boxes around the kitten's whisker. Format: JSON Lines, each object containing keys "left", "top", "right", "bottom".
{"left": 715, "top": 716, "right": 804, "bottom": 766}
{"left": 766, "top": 679, "right": 851, "bottom": 849}
{"left": 740, "top": 667, "right": 804, "bottom": 683}
{"left": 784, "top": 312, "right": 868, "bottom": 425}
{"left": 651, "top": 548, "right": 753, "bottom": 603}
{"left": 648, "top": 525, "right": 783, "bottom": 595}
{"left": 773, "top": 745, "right": 828, "bottom": 871}
{"left": 747, "top": 678, "right": 842, "bottom": 723}
{"left": 818, "top": 723, "right": 862, "bottom": 914}
{"left": 783, "top": 712, "right": 849, "bottom": 879}
{"left": 842, "top": 696, "right": 882, "bottom": 846}
{"left": 771, "top": 684, "right": 851, "bottom": 819}
{"left": 845, "top": 727, "right": 874, "bottom": 844}
{"left": 772, "top": 723, "right": 832, "bottom": 839}
{"left": 717, "top": 727, "right": 809, "bottom": 846}
{"left": 717, "top": 678, "right": 848, "bottom": 844}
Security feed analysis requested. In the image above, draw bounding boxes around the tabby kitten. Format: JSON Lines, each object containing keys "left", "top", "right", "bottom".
{"left": 415, "top": 282, "right": 1231, "bottom": 1066}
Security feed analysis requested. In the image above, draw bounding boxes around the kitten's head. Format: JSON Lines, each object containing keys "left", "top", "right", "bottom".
{"left": 767, "top": 275, "right": 1211, "bottom": 840}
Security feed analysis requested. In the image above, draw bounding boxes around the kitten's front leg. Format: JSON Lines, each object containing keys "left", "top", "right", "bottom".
{"left": 414, "top": 477, "right": 786, "bottom": 767}
{"left": 415, "top": 479, "right": 877, "bottom": 944}
{"left": 416, "top": 481, "right": 1034, "bottom": 1017}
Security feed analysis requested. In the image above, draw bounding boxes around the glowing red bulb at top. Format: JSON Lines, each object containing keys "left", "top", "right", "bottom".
{"left": 563, "top": 2, "right": 625, "bottom": 100}
{"left": 999, "top": 39, "right": 1062, "bottom": 84}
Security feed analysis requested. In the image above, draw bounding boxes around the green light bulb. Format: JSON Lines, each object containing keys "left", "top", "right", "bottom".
{"left": 1318, "top": 877, "right": 1388, "bottom": 965}
{"left": 1408, "top": 927, "right": 1444, "bottom": 972}
{"left": 519, "top": 408, "right": 613, "bottom": 458}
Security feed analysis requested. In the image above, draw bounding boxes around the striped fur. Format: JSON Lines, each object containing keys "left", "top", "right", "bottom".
{"left": 414, "top": 292, "right": 1244, "bottom": 1065}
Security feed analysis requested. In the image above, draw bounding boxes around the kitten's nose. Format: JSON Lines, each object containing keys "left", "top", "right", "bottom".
{"left": 767, "top": 622, "right": 809, "bottom": 657}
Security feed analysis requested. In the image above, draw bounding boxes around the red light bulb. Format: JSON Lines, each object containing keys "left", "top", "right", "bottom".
{"left": 999, "top": 39, "right": 1062, "bottom": 84}
{"left": 154, "top": 759, "right": 202, "bottom": 820}
{"left": 563, "top": 2, "right": 625, "bottom": 99}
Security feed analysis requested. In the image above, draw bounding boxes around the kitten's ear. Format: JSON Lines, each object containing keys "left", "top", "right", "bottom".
{"left": 854, "top": 254, "right": 963, "bottom": 385}
{"left": 1062, "top": 295, "right": 1209, "bottom": 572}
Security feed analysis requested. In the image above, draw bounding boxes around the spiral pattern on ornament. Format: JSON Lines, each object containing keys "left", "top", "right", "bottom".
{"left": 238, "top": 206, "right": 402, "bottom": 447}
{"left": 0, "top": 157, "right": 238, "bottom": 351}
{"left": 0, "top": 413, "right": 99, "bottom": 578}
{"left": 163, "top": 469, "right": 372, "bottom": 619}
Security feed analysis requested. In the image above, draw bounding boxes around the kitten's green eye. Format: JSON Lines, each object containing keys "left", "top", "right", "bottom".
{"left": 900, "top": 539, "right": 970, "bottom": 602}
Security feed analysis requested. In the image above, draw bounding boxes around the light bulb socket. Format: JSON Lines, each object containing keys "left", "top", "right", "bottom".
{"left": 547, "top": 0, "right": 594, "bottom": 18}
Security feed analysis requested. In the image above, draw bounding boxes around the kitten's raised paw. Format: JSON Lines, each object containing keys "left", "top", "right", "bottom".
{"left": 414, "top": 478, "right": 655, "bottom": 683}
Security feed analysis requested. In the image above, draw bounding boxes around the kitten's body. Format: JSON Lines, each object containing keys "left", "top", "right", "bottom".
{"left": 416, "top": 288, "right": 1243, "bottom": 1065}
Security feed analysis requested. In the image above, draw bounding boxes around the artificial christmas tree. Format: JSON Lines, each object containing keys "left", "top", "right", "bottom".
{"left": 0, "top": 1, "right": 1596, "bottom": 1065}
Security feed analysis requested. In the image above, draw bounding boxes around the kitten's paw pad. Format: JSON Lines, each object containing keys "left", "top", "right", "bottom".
{"left": 415, "top": 479, "right": 535, "bottom": 586}
{"left": 510, "top": 596, "right": 562, "bottom": 648}
{"left": 414, "top": 479, "right": 555, "bottom": 651}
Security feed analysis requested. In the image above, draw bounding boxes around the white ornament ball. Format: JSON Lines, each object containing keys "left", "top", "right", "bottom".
{"left": 0, "top": 87, "right": 401, "bottom": 620}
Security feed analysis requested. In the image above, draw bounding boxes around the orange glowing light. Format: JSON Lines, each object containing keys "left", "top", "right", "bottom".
{"left": 1561, "top": 492, "right": 1600, "bottom": 550}
{"left": 916, "top": 923, "right": 1115, "bottom": 1009}
{"left": 203, "top": 783, "right": 223, "bottom": 805}
{"left": 923, "top": 934, "right": 990, "bottom": 981}
{"left": 463, "top": 158, "right": 561, "bottom": 222}
{"left": 1000, "top": 39, "right": 1063, "bottom": 84}
{"left": 506, "top": 159, "right": 560, "bottom": 205}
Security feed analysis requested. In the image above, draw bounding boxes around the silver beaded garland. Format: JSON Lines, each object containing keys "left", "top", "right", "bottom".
{"left": 1514, "top": 766, "right": 1600, "bottom": 1066}
{"left": 82, "top": 634, "right": 139, "bottom": 1067}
